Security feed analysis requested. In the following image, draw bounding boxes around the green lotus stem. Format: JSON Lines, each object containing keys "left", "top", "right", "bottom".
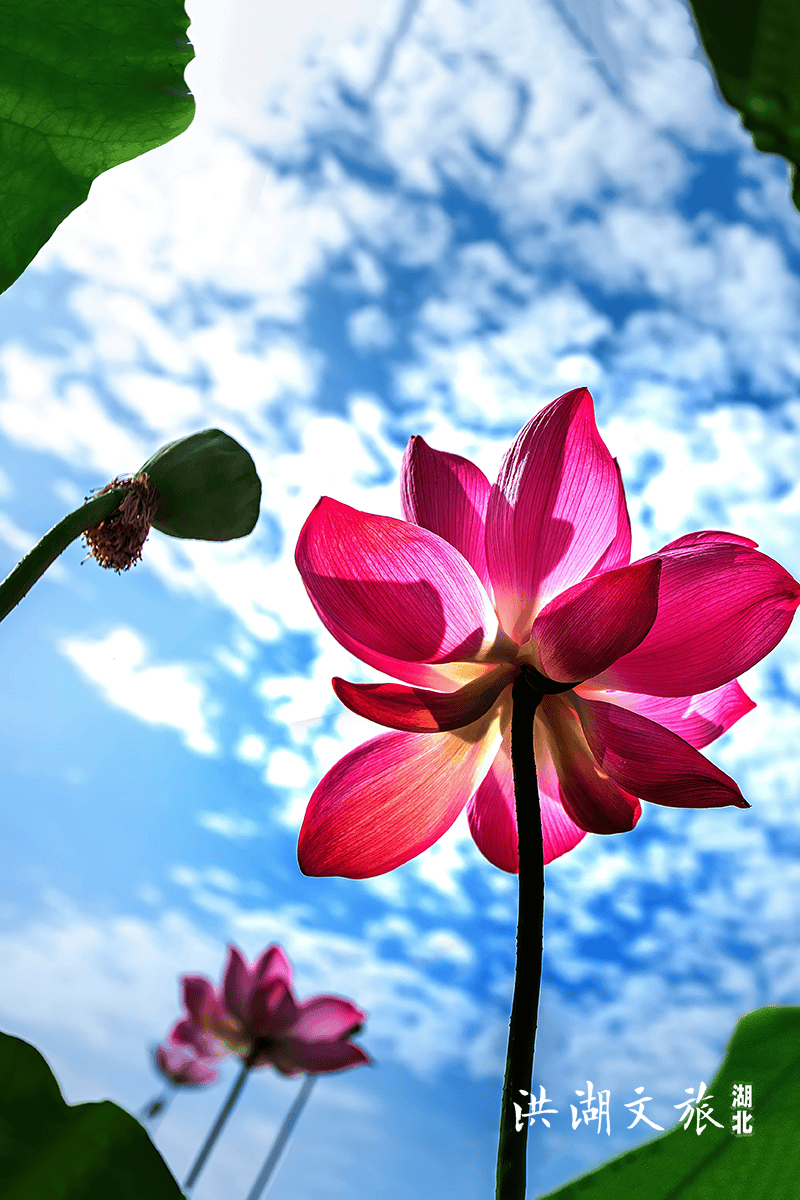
{"left": 495, "top": 673, "right": 544, "bottom": 1200}
{"left": 243, "top": 1074, "right": 317, "bottom": 1200}
{"left": 0, "top": 488, "right": 126, "bottom": 624}
{"left": 183, "top": 1058, "right": 253, "bottom": 1193}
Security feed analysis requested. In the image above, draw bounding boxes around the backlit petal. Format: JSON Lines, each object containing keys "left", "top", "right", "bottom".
{"left": 486, "top": 388, "right": 623, "bottom": 641}
{"left": 659, "top": 530, "right": 758, "bottom": 551}
{"left": 576, "top": 680, "right": 755, "bottom": 749}
{"left": 537, "top": 694, "right": 641, "bottom": 833}
{"left": 317, "top": 624, "right": 495, "bottom": 691}
{"left": 266, "top": 1038, "right": 371, "bottom": 1075}
{"left": 290, "top": 997, "right": 368, "bottom": 1042}
{"left": 531, "top": 558, "right": 662, "bottom": 683}
{"left": 298, "top": 708, "right": 505, "bottom": 878}
{"left": 181, "top": 976, "right": 225, "bottom": 1032}
{"left": 584, "top": 457, "right": 632, "bottom": 574}
{"left": 168, "top": 1017, "right": 222, "bottom": 1062}
{"left": 466, "top": 724, "right": 586, "bottom": 871}
{"left": 332, "top": 666, "right": 516, "bottom": 732}
{"left": 156, "top": 1045, "right": 219, "bottom": 1087}
{"left": 573, "top": 695, "right": 749, "bottom": 808}
{"left": 252, "top": 944, "right": 293, "bottom": 991}
{"left": 222, "top": 946, "right": 252, "bottom": 1025}
{"left": 249, "top": 979, "right": 301, "bottom": 1036}
{"left": 593, "top": 542, "right": 800, "bottom": 696}
{"left": 401, "top": 435, "right": 491, "bottom": 591}
{"left": 534, "top": 721, "right": 592, "bottom": 861}
{"left": 297, "top": 497, "right": 501, "bottom": 667}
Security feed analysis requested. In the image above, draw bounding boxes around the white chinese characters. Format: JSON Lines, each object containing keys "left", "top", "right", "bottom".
{"left": 731, "top": 1082, "right": 753, "bottom": 1137}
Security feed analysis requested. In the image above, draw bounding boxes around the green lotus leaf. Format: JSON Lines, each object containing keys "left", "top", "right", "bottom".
{"left": 0, "top": 1031, "right": 181, "bottom": 1199}
{"left": 0, "top": 0, "right": 194, "bottom": 295}
{"left": 689, "top": 0, "right": 800, "bottom": 213}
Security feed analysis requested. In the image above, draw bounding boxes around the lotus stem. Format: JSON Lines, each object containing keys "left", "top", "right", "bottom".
{"left": 183, "top": 1058, "right": 253, "bottom": 1193}
{"left": 243, "top": 1074, "right": 317, "bottom": 1200}
{"left": 495, "top": 673, "right": 544, "bottom": 1200}
{"left": 0, "top": 488, "right": 126, "bottom": 624}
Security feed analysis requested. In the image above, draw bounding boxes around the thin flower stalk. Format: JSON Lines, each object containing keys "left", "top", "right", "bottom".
{"left": 183, "top": 1055, "right": 255, "bottom": 1193}
{"left": 171, "top": 944, "right": 369, "bottom": 1192}
{"left": 495, "top": 673, "right": 544, "bottom": 1200}
{"left": 0, "top": 487, "right": 125, "bottom": 623}
{"left": 243, "top": 1074, "right": 317, "bottom": 1200}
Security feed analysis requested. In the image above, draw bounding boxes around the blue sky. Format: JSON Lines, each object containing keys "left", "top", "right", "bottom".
{"left": 2, "top": 0, "right": 800, "bottom": 1195}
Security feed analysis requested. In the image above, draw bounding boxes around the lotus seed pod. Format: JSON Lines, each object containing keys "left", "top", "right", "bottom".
{"left": 138, "top": 428, "right": 261, "bottom": 541}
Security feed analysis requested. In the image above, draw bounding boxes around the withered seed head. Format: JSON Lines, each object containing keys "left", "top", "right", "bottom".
{"left": 83, "top": 474, "right": 161, "bottom": 571}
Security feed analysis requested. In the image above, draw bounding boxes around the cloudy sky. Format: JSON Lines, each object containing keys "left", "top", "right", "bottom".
{"left": 2, "top": 0, "right": 800, "bottom": 1195}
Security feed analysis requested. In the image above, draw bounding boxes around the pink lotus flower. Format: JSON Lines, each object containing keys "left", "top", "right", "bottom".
{"left": 295, "top": 387, "right": 800, "bottom": 877}
{"left": 171, "top": 944, "right": 370, "bottom": 1077}
{"left": 154, "top": 1043, "right": 218, "bottom": 1087}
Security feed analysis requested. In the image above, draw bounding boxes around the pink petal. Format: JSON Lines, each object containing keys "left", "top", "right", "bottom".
{"left": 249, "top": 978, "right": 301, "bottom": 1036}
{"left": 573, "top": 695, "right": 749, "bottom": 808}
{"left": 252, "top": 944, "right": 294, "bottom": 990}
{"left": 181, "top": 976, "right": 222, "bottom": 1030}
{"left": 296, "top": 497, "right": 501, "bottom": 668}
{"left": 401, "top": 435, "right": 492, "bottom": 591}
{"left": 266, "top": 1038, "right": 371, "bottom": 1075}
{"left": 222, "top": 945, "right": 253, "bottom": 1025}
{"left": 317, "top": 626, "right": 494, "bottom": 691}
{"left": 576, "top": 680, "right": 755, "bottom": 749}
{"left": 584, "top": 458, "right": 632, "bottom": 574}
{"left": 156, "top": 1045, "right": 217, "bottom": 1087}
{"left": 593, "top": 542, "right": 800, "bottom": 697}
{"left": 168, "top": 1017, "right": 224, "bottom": 1062}
{"left": 332, "top": 665, "right": 516, "bottom": 732}
{"left": 486, "top": 388, "right": 624, "bottom": 642}
{"left": 298, "top": 708, "right": 506, "bottom": 878}
{"left": 175, "top": 975, "right": 246, "bottom": 1054}
{"left": 466, "top": 724, "right": 586, "bottom": 871}
{"left": 531, "top": 558, "right": 662, "bottom": 683}
{"left": 184, "top": 1059, "right": 218, "bottom": 1086}
{"left": 534, "top": 721, "right": 593, "bottom": 861}
{"left": 659, "top": 530, "right": 758, "bottom": 551}
{"left": 537, "top": 694, "right": 642, "bottom": 833}
{"left": 290, "top": 997, "right": 367, "bottom": 1042}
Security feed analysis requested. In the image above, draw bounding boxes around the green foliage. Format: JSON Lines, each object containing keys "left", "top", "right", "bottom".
{"left": 0, "top": 1031, "right": 182, "bottom": 1199}
{"left": 0, "top": 0, "right": 194, "bottom": 295}
{"left": 537, "top": 1006, "right": 800, "bottom": 1199}
{"left": 689, "top": 0, "right": 800, "bottom": 213}
{"left": 140, "top": 428, "right": 263, "bottom": 541}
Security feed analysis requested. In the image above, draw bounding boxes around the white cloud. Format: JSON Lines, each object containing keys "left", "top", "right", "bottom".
{"left": 0, "top": 513, "right": 65, "bottom": 584}
{"left": 58, "top": 626, "right": 219, "bottom": 755}
{"left": 0, "top": 887, "right": 506, "bottom": 1081}
{"left": 348, "top": 305, "right": 395, "bottom": 351}
{"left": 0, "top": 346, "right": 149, "bottom": 476}
{"left": 196, "top": 811, "right": 260, "bottom": 838}
{"left": 234, "top": 733, "right": 267, "bottom": 763}
{"left": 266, "top": 748, "right": 312, "bottom": 788}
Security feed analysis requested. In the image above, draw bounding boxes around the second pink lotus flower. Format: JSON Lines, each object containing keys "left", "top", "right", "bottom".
{"left": 171, "top": 943, "right": 370, "bottom": 1076}
{"left": 295, "top": 387, "right": 800, "bottom": 877}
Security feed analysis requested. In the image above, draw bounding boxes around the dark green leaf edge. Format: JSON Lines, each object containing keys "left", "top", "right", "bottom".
{"left": 0, "top": 1031, "right": 183, "bottom": 1200}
